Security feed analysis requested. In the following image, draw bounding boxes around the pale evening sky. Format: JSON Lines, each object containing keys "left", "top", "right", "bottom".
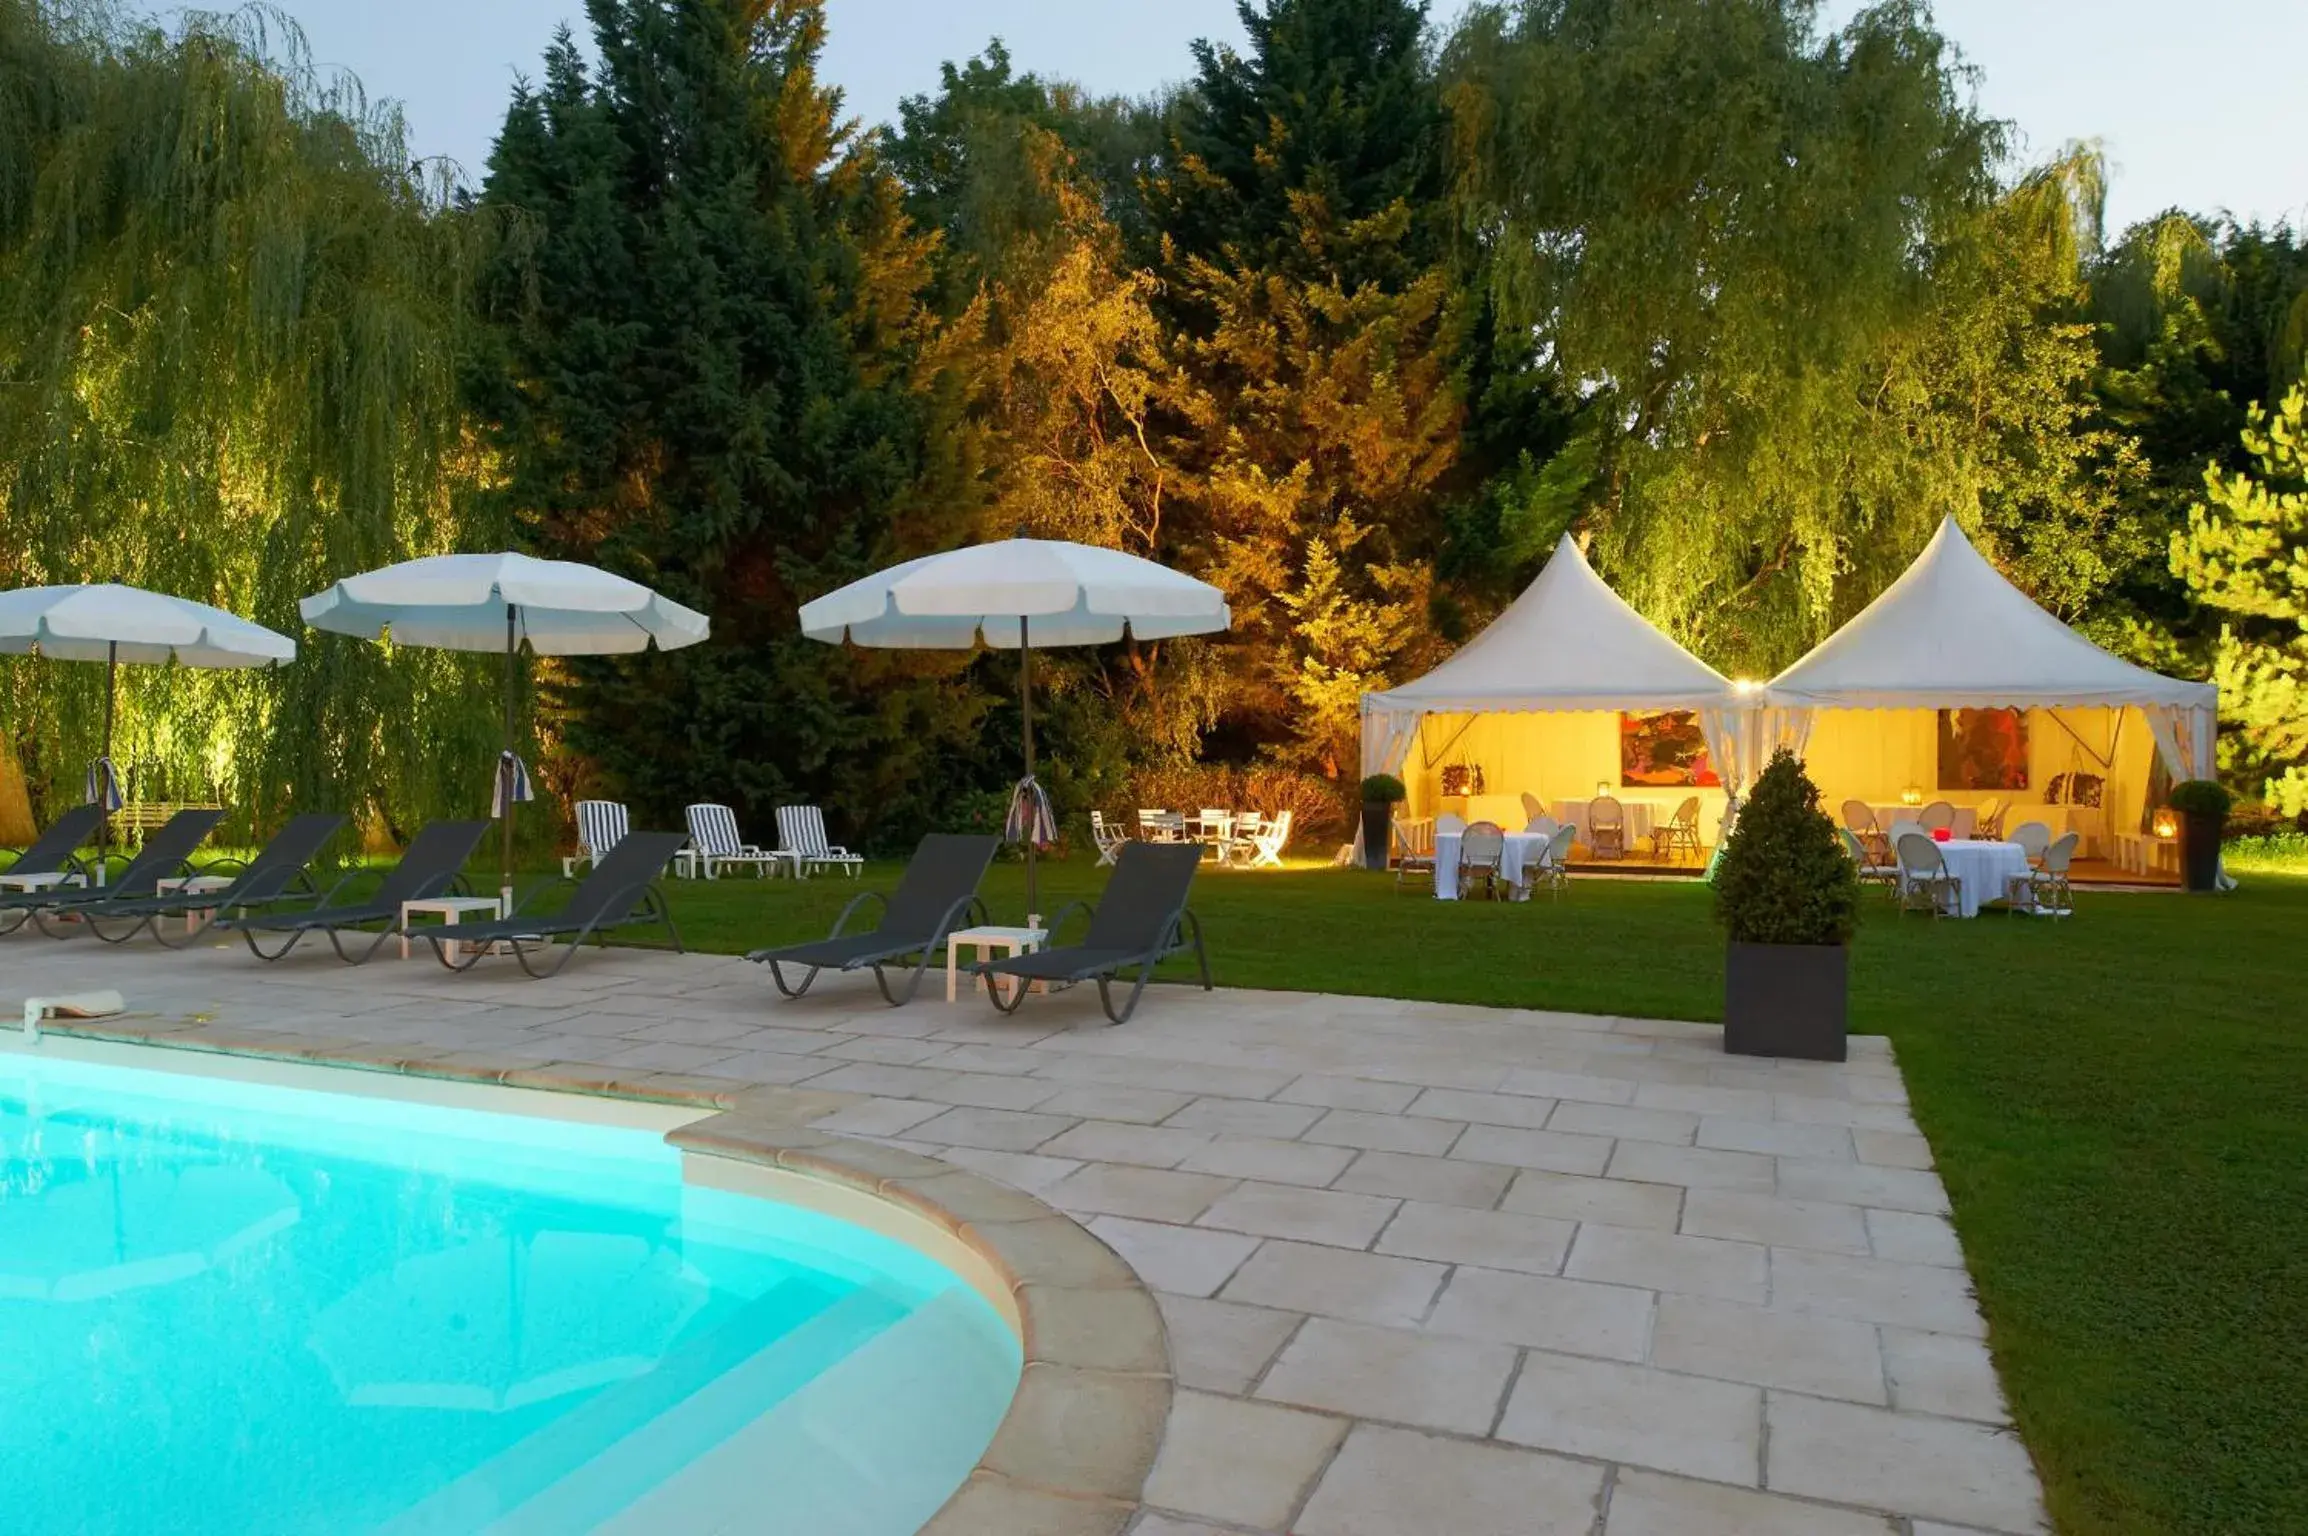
{"left": 242, "top": 0, "right": 2300, "bottom": 239}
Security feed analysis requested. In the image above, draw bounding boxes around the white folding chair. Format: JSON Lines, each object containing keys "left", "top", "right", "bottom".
{"left": 2021, "top": 831, "right": 2079, "bottom": 917}
{"left": 1089, "top": 810, "right": 1130, "bottom": 867}
{"left": 1232, "top": 809, "right": 1291, "bottom": 868}
{"left": 563, "top": 800, "right": 628, "bottom": 878}
{"left": 774, "top": 805, "right": 863, "bottom": 878}
{"left": 2009, "top": 821, "right": 2052, "bottom": 865}
{"left": 1919, "top": 800, "right": 1957, "bottom": 835}
{"left": 684, "top": 803, "right": 789, "bottom": 879}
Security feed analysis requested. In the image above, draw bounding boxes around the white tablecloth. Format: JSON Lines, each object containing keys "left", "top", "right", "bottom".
{"left": 1911, "top": 839, "right": 2032, "bottom": 917}
{"left": 1434, "top": 831, "right": 1552, "bottom": 900}
{"left": 1546, "top": 800, "right": 1658, "bottom": 851}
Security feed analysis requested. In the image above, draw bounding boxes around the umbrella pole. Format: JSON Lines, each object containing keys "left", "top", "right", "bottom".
{"left": 98, "top": 640, "right": 117, "bottom": 886}
{"left": 501, "top": 604, "right": 516, "bottom": 913}
{"left": 1020, "top": 615, "right": 1037, "bottom": 926}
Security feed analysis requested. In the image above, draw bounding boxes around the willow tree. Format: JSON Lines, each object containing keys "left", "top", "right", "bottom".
{"left": 0, "top": 2, "right": 502, "bottom": 841}
{"left": 1444, "top": 0, "right": 2032, "bottom": 672}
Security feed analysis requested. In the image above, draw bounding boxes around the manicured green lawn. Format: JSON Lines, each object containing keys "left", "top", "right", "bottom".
{"left": 649, "top": 855, "right": 2306, "bottom": 1535}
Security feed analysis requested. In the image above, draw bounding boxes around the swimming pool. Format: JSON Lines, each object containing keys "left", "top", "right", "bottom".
{"left": 0, "top": 1048, "right": 1021, "bottom": 1535}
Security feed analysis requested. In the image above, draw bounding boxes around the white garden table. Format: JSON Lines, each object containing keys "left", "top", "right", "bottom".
{"left": 1433, "top": 830, "right": 1551, "bottom": 900}
{"left": 1914, "top": 839, "right": 2033, "bottom": 917}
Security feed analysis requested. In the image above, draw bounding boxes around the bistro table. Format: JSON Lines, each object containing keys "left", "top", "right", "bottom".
{"left": 1917, "top": 838, "right": 2033, "bottom": 917}
{"left": 1433, "top": 829, "right": 1551, "bottom": 900}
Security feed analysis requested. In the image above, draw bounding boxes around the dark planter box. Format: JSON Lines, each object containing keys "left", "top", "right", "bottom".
{"left": 2180, "top": 811, "right": 2223, "bottom": 892}
{"left": 1361, "top": 802, "right": 1395, "bottom": 871}
{"left": 1725, "top": 941, "right": 1849, "bottom": 1062}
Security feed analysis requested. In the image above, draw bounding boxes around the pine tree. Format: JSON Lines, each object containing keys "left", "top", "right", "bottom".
{"left": 475, "top": 0, "right": 989, "bottom": 843}
{"left": 2173, "top": 384, "right": 2308, "bottom": 813}
{"left": 1150, "top": 0, "right": 1468, "bottom": 778}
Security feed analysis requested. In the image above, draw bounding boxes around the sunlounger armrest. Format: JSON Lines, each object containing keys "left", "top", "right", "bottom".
{"left": 829, "top": 889, "right": 887, "bottom": 937}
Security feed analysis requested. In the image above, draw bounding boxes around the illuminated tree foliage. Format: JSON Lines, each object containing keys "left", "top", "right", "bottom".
{"left": 0, "top": 1, "right": 504, "bottom": 840}
{"left": 2173, "top": 385, "right": 2308, "bottom": 812}
{"left": 1150, "top": 0, "right": 1469, "bottom": 777}
{"left": 1440, "top": 0, "right": 2132, "bottom": 672}
{"left": 473, "top": 0, "right": 992, "bottom": 842}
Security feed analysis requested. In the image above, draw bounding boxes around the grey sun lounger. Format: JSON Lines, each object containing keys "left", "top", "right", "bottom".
{"left": 219, "top": 819, "right": 492, "bottom": 964}
{"left": 420, "top": 830, "right": 687, "bottom": 978}
{"left": 746, "top": 833, "right": 998, "bottom": 1005}
{"left": 78, "top": 813, "right": 348, "bottom": 947}
{"left": 977, "top": 841, "right": 1212, "bottom": 1024}
{"left": 1, "top": 808, "right": 226, "bottom": 936}
{"left": 0, "top": 803, "right": 104, "bottom": 884}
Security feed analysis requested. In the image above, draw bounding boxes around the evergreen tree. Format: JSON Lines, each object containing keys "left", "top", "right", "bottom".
{"left": 1150, "top": 0, "right": 1470, "bottom": 778}
{"left": 2173, "top": 383, "right": 2308, "bottom": 813}
{"left": 475, "top": 0, "right": 989, "bottom": 844}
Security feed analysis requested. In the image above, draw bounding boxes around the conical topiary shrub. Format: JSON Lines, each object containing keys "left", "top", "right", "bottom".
{"left": 1715, "top": 749, "right": 1861, "bottom": 945}
{"left": 1715, "top": 748, "right": 1859, "bottom": 1058}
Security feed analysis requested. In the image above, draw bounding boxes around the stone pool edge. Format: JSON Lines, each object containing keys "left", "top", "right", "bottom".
{"left": 22, "top": 1015, "right": 1175, "bottom": 1536}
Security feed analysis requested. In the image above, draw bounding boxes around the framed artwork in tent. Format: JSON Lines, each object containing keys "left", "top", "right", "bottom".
{"left": 1621, "top": 711, "right": 1718, "bottom": 787}
{"left": 1937, "top": 708, "right": 2029, "bottom": 790}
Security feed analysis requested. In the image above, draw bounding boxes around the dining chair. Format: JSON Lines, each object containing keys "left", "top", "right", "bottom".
{"left": 1886, "top": 819, "right": 1925, "bottom": 851}
{"left": 1435, "top": 813, "right": 1467, "bottom": 835}
{"left": 2022, "top": 831, "right": 2079, "bottom": 917}
{"left": 1840, "top": 826, "right": 1900, "bottom": 897}
{"left": 1842, "top": 799, "right": 1888, "bottom": 862}
{"left": 1527, "top": 823, "right": 1577, "bottom": 902}
{"left": 1652, "top": 795, "right": 1702, "bottom": 863}
{"left": 1975, "top": 795, "right": 2007, "bottom": 839}
{"left": 1457, "top": 821, "right": 1507, "bottom": 900}
{"left": 1586, "top": 796, "right": 1626, "bottom": 861}
{"left": 1520, "top": 791, "right": 1546, "bottom": 826}
{"left": 1391, "top": 819, "right": 1436, "bottom": 894}
{"left": 1523, "top": 815, "right": 1559, "bottom": 837}
{"left": 1895, "top": 832, "right": 1961, "bottom": 918}
{"left": 2009, "top": 820, "right": 2052, "bottom": 866}
{"left": 1919, "top": 800, "right": 1957, "bottom": 835}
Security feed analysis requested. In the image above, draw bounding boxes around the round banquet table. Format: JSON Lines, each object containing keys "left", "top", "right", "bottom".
{"left": 1917, "top": 839, "right": 2034, "bottom": 917}
{"left": 1433, "top": 830, "right": 1552, "bottom": 900}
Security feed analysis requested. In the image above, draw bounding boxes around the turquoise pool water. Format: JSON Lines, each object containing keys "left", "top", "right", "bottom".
{"left": 0, "top": 1051, "right": 1020, "bottom": 1535}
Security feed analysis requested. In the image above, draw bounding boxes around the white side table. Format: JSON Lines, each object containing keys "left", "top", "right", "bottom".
{"left": 156, "top": 874, "right": 238, "bottom": 935}
{"left": 400, "top": 895, "right": 508, "bottom": 961}
{"left": 946, "top": 924, "right": 1049, "bottom": 1003}
{"left": 0, "top": 870, "right": 83, "bottom": 893}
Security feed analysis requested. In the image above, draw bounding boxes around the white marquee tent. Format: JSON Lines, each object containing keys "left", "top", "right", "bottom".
{"left": 1360, "top": 535, "right": 1750, "bottom": 836}
{"left": 1765, "top": 517, "right": 2219, "bottom": 869}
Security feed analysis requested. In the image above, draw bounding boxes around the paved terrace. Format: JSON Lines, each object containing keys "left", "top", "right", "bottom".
{"left": 8, "top": 938, "right": 2047, "bottom": 1536}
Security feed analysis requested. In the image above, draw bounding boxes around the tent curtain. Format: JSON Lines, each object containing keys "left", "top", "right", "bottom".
{"left": 1697, "top": 707, "right": 1761, "bottom": 801}
{"left": 1360, "top": 707, "right": 1423, "bottom": 782}
{"left": 2140, "top": 703, "right": 2217, "bottom": 783}
{"left": 2141, "top": 702, "right": 2234, "bottom": 890}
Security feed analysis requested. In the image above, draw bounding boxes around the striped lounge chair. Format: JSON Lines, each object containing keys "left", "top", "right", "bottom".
{"left": 684, "top": 804, "right": 792, "bottom": 879}
{"left": 774, "top": 805, "right": 862, "bottom": 879}
{"left": 563, "top": 799, "right": 628, "bottom": 878}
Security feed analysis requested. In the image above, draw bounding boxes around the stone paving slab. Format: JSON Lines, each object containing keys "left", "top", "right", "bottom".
{"left": 3, "top": 935, "right": 2048, "bottom": 1535}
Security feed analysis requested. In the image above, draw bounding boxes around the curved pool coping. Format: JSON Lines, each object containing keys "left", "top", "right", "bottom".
{"left": 8, "top": 1019, "right": 1173, "bottom": 1536}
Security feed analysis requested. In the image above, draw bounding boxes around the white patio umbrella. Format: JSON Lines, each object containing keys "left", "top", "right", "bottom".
{"left": 799, "top": 538, "right": 1230, "bottom": 918}
{"left": 0, "top": 584, "right": 297, "bottom": 878}
{"left": 300, "top": 552, "right": 710, "bottom": 905}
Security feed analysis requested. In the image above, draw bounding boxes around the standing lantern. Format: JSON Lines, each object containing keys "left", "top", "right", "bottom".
{"left": 0, "top": 584, "right": 296, "bottom": 878}
{"left": 301, "top": 554, "right": 709, "bottom": 906}
{"left": 797, "top": 538, "right": 1230, "bottom": 922}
